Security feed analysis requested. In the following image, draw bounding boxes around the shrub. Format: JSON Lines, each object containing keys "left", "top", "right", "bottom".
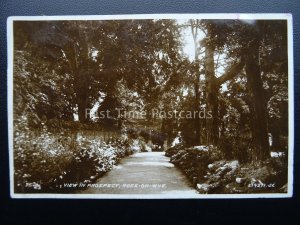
{"left": 166, "top": 145, "right": 223, "bottom": 185}
{"left": 14, "top": 119, "right": 134, "bottom": 193}
{"left": 165, "top": 143, "right": 288, "bottom": 194}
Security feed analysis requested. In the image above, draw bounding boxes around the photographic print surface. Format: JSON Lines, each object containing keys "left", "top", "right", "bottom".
{"left": 7, "top": 14, "right": 294, "bottom": 198}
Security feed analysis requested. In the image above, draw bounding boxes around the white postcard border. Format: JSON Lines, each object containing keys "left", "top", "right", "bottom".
{"left": 7, "top": 13, "right": 294, "bottom": 199}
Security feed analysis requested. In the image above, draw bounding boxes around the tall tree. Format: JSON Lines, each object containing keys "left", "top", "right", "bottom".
{"left": 197, "top": 20, "right": 245, "bottom": 145}
{"left": 14, "top": 21, "right": 109, "bottom": 122}
{"left": 246, "top": 20, "right": 288, "bottom": 158}
{"left": 189, "top": 19, "right": 203, "bottom": 145}
{"left": 201, "top": 19, "right": 287, "bottom": 160}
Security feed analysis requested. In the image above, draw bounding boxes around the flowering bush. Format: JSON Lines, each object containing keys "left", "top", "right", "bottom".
{"left": 14, "top": 117, "right": 135, "bottom": 193}
{"left": 165, "top": 144, "right": 287, "bottom": 194}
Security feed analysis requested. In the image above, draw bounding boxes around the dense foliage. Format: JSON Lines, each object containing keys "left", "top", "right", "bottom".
{"left": 13, "top": 19, "right": 289, "bottom": 193}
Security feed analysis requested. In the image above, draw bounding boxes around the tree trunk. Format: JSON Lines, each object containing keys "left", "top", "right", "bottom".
{"left": 205, "top": 43, "right": 219, "bottom": 145}
{"left": 190, "top": 20, "right": 202, "bottom": 145}
{"left": 77, "top": 95, "right": 89, "bottom": 123}
{"left": 245, "top": 42, "right": 270, "bottom": 160}
{"left": 75, "top": 69, "right": 90, "bottom": 123}
{"left": 194, "top": 82, "right": 201, "bottom": 145}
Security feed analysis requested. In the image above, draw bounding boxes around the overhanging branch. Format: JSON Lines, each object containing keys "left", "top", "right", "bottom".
{"left": 215, "top": 60, "right": 245, "bottom": 86}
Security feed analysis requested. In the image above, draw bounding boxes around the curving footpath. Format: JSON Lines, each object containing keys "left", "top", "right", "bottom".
{"left": 80, "top": 152, "right": 199, "bottom": 197}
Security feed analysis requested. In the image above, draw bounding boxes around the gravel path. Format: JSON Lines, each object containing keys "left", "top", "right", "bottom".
{"left": 81, "top": 152, "right": 198, "bottom": 196}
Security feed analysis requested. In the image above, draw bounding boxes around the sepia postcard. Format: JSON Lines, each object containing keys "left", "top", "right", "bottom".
{"left": 7, "top": 14, "right": 294, "bottom": 198}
